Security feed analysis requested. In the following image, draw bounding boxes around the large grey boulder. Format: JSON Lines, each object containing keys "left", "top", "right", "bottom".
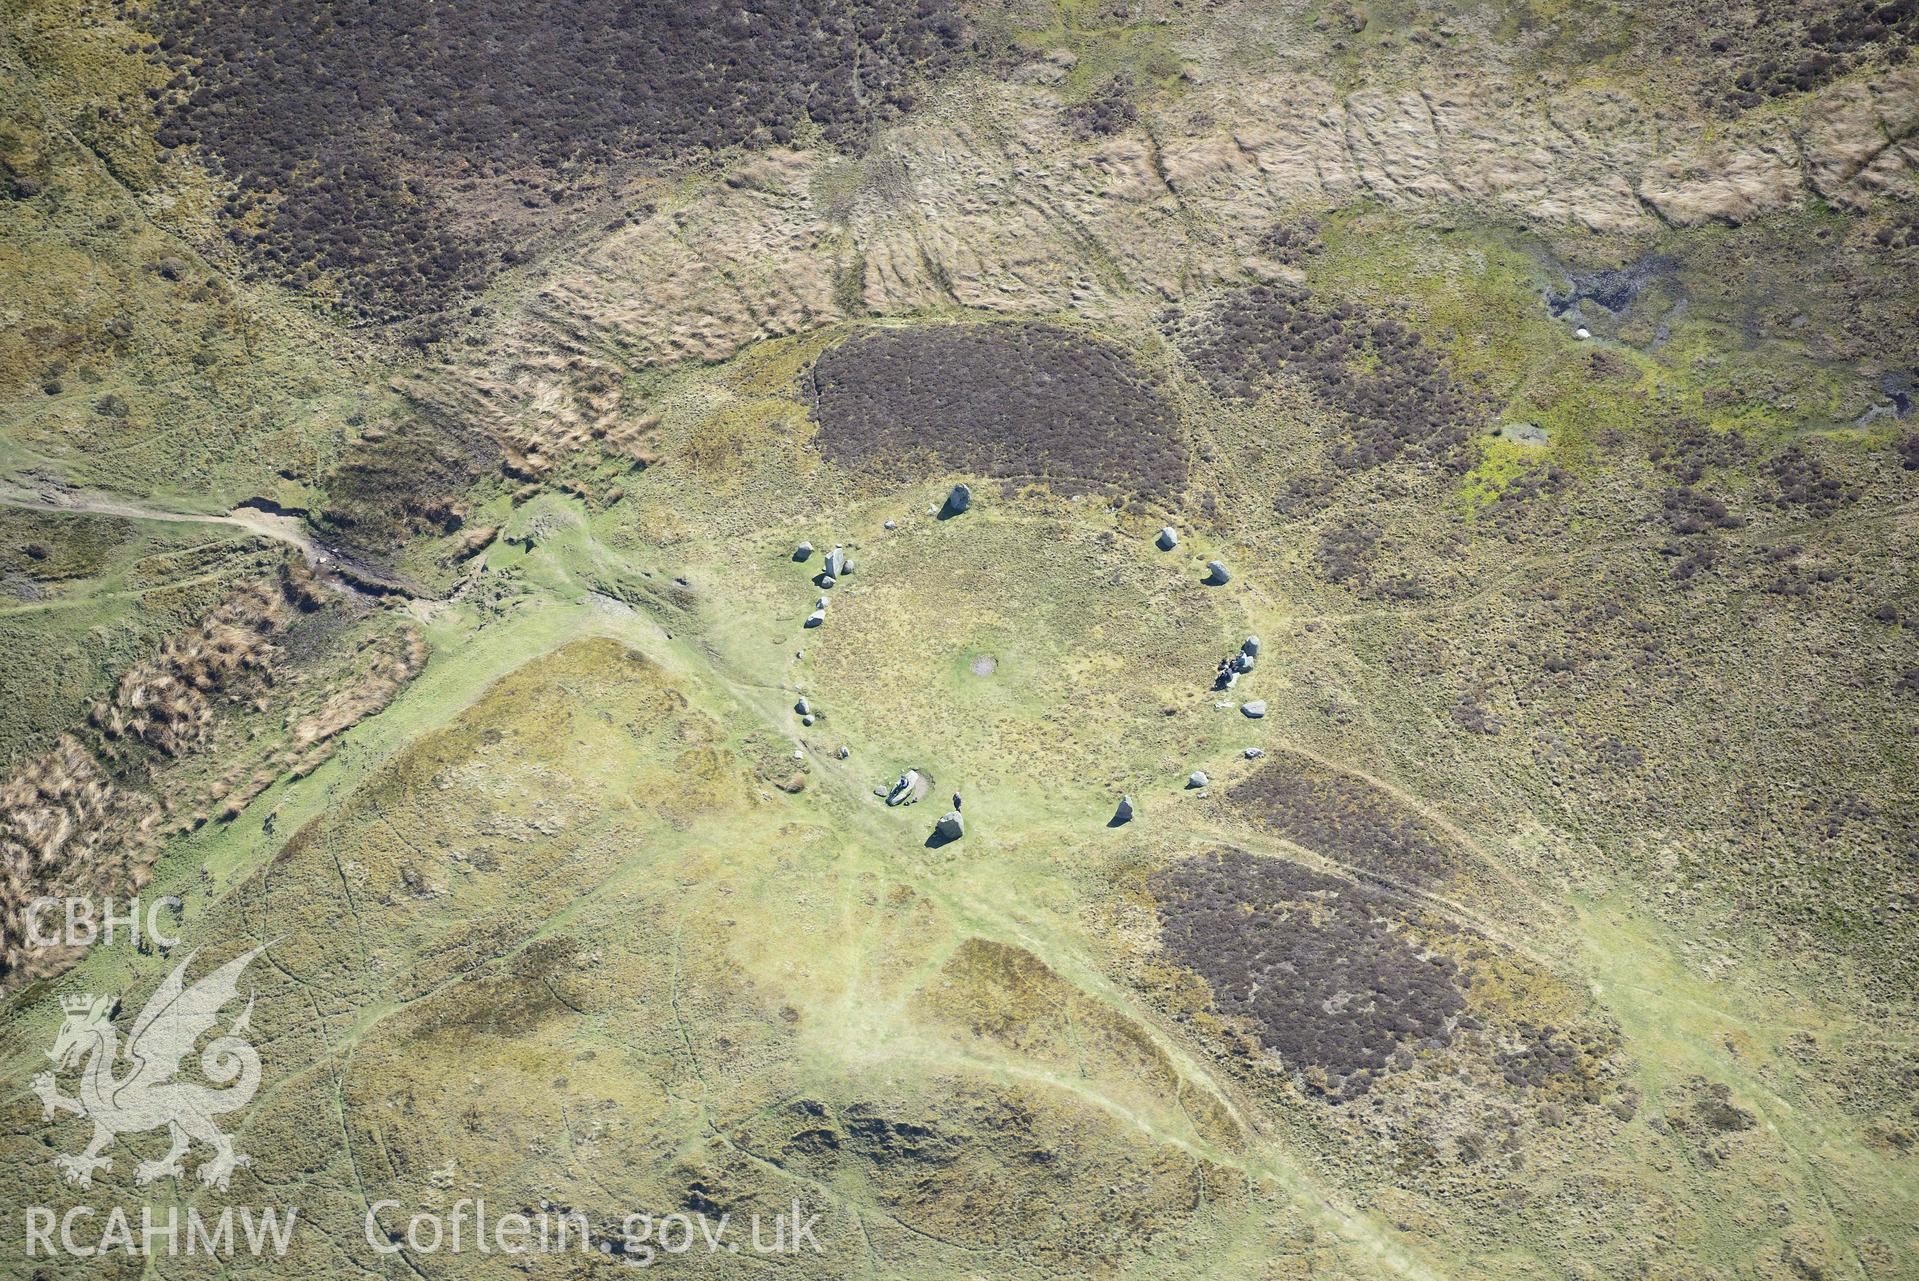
{"left": 935, "top": 810, "right": 965, "bottom": 840}
{"left": 1113, "top": 794, "right": 1136, "bottom": 824}
{"left": 1187, "top": 770, "right": 1210, "bottom": 789}
{"left": 804, "top": 609, "right": 826, "bottom": 628}
{"left": 1242, "top": 635, "right": 1260, "bottom": 657}
{"left": 1241, "top": 700, "right": 1267, "bottom": 718}
{"left": 795, "top": 696, "right": 811, "bottom": 716}
{"left": 1204, "top": 561, "right": 1231, "bottom": 586}
{"left": 794, "top": 541, "right": 814, "bottom": 561}
{"left": 942, "top": 484, "right": 972, "bottom": 517}
{"left": 1156, "top": 526, "right": 1179, "bottom": 551}
{"left": 824, "top": 545, "right": 847, "bottom": 578}
{"left": 1244, "top": 747, "right": 1265, "bottom": 759}
{"left": 886, "top": 770, "right": 922, "bottom": 807}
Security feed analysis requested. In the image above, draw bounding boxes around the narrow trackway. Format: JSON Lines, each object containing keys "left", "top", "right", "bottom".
{"left": 0, "top": 481, "right": 415, "bottom": 598}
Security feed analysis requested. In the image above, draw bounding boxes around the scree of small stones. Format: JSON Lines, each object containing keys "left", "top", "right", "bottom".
{"left": 1151, "top": 848, "right": 1466, "bottom": 1099}
{"left": 808, "top": 321, "right": 1187, "bottom": 504}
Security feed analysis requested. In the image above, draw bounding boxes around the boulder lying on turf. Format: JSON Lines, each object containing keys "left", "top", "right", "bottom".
{"left": 887, "top": 770, "right": 924, "bottom": 806}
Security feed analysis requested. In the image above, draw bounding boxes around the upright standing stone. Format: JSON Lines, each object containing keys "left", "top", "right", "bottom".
{"left": 1156, "top": 527, "right": 1178, "bottom": 551}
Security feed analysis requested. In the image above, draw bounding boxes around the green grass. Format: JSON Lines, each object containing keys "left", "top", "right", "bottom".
{"left": 2, "top": 8, "right": 1915, "bottom": 1274}
{"left": 1005, "top": 0, "right": 1190, "bottom": 98}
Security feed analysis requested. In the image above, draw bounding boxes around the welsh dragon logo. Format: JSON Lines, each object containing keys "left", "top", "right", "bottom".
{"left": 32, "top": 946, "right": 265, "bottom": 1191}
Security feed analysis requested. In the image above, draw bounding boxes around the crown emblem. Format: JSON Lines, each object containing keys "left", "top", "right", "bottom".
{"left": 35, "top": 947, "right": 266, "bottom": 1192}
